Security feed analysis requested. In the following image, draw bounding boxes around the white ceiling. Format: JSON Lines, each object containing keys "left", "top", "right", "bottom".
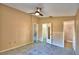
{"left": 3, "top": 3, "right": 79, "bottom": 17}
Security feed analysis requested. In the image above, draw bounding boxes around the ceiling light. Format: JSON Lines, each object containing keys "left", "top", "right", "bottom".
{"left": 35, "top": 13, "right": 39, "bottom": 16}
{"left": 35, "top": 11, "right": 40, "bottom": 16}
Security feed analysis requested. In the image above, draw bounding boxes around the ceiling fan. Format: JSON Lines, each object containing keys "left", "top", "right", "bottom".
{"left": 28, "top": 7, "right": 43, "bottom": 16}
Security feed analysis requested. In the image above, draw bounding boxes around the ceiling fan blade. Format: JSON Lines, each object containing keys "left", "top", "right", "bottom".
{"left": 28, "top": 13, "right": 35, "bottom": 14}
{"left": 39, "top": 13, "right": 43, "bottom": 16}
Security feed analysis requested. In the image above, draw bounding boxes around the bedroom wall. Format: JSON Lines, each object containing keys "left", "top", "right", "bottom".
{"left": 64, "top": 21, "right": 74, "bottom": 42}
{"left": 0, "top": 4, "right": 39, "bottom": 52}
{"left": 0, "top": 6, "right": 2, "bottom": 49}
{"left": 75, "top": 9, "right": 79, "bottom": 54}
{"left": 39, "top": 16, "right": 75, "bottom": 47}
{"left": 32, "top": 16, "right": 39, "bottom": 24}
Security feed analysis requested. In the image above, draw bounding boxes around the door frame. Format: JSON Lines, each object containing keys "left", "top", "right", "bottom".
{"left": 47, "top": 23, "right": 52, "bottom": 44}
{"left": 63, "top": 20, "right": 76, "bottom": 50}
{"left": 42, "top": 23, "right": 48, "bottom": 42}
{"left": 42, "top": 23, "right": 51, "bottom": 44}
{"left": 33, "top": 23, "right": 38, "bottom": 43}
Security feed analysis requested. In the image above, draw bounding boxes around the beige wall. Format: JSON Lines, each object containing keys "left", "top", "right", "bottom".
{"left": 0, "top": 4, "right": 39, "bottom": 51}
{"left": 75, "top": 9, "right": 79, "bottom": 54}
{"left": 32, "top": 16, "right": 39, "bottom": 24}
{"left": 0, "top": 5, "right": 2, "bottom": 49}
{"left": 64, "top": 21, "right": 74, "bottom": 42}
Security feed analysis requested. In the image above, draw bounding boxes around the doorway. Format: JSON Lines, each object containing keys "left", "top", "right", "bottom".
{"left": 33, "top": 24, "right": 38, "bottom": 43}
{"left": 63, "top": 20, "right": 75, "bottom": 50}
{"left": 42, "top": 23, "right": 51, "bottom": 45}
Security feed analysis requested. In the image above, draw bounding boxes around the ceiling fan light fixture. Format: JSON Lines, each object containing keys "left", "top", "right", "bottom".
{"left": 35, "top": 12, "right": 39, "bottom": 16}
{"left": 35, "top": 11, "right": 40, "bottom": 16}
{"left": 29, "top": 7, "right": 43, "bottom": 16}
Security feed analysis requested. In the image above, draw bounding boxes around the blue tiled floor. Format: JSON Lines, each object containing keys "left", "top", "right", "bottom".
{"left": 0, "top": 42, "right": 75, "bottom": 55}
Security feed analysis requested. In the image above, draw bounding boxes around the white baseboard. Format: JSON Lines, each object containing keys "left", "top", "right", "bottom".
{"left": 49, "top": 42, "right": 64, "bottom": 48}
{"left": 0, "top": 42, "right": 33, "bottom": 53}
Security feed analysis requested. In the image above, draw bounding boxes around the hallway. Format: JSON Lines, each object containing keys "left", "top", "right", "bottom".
{"left": 0, "top": 42, "right": 75, "bottom": 55}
